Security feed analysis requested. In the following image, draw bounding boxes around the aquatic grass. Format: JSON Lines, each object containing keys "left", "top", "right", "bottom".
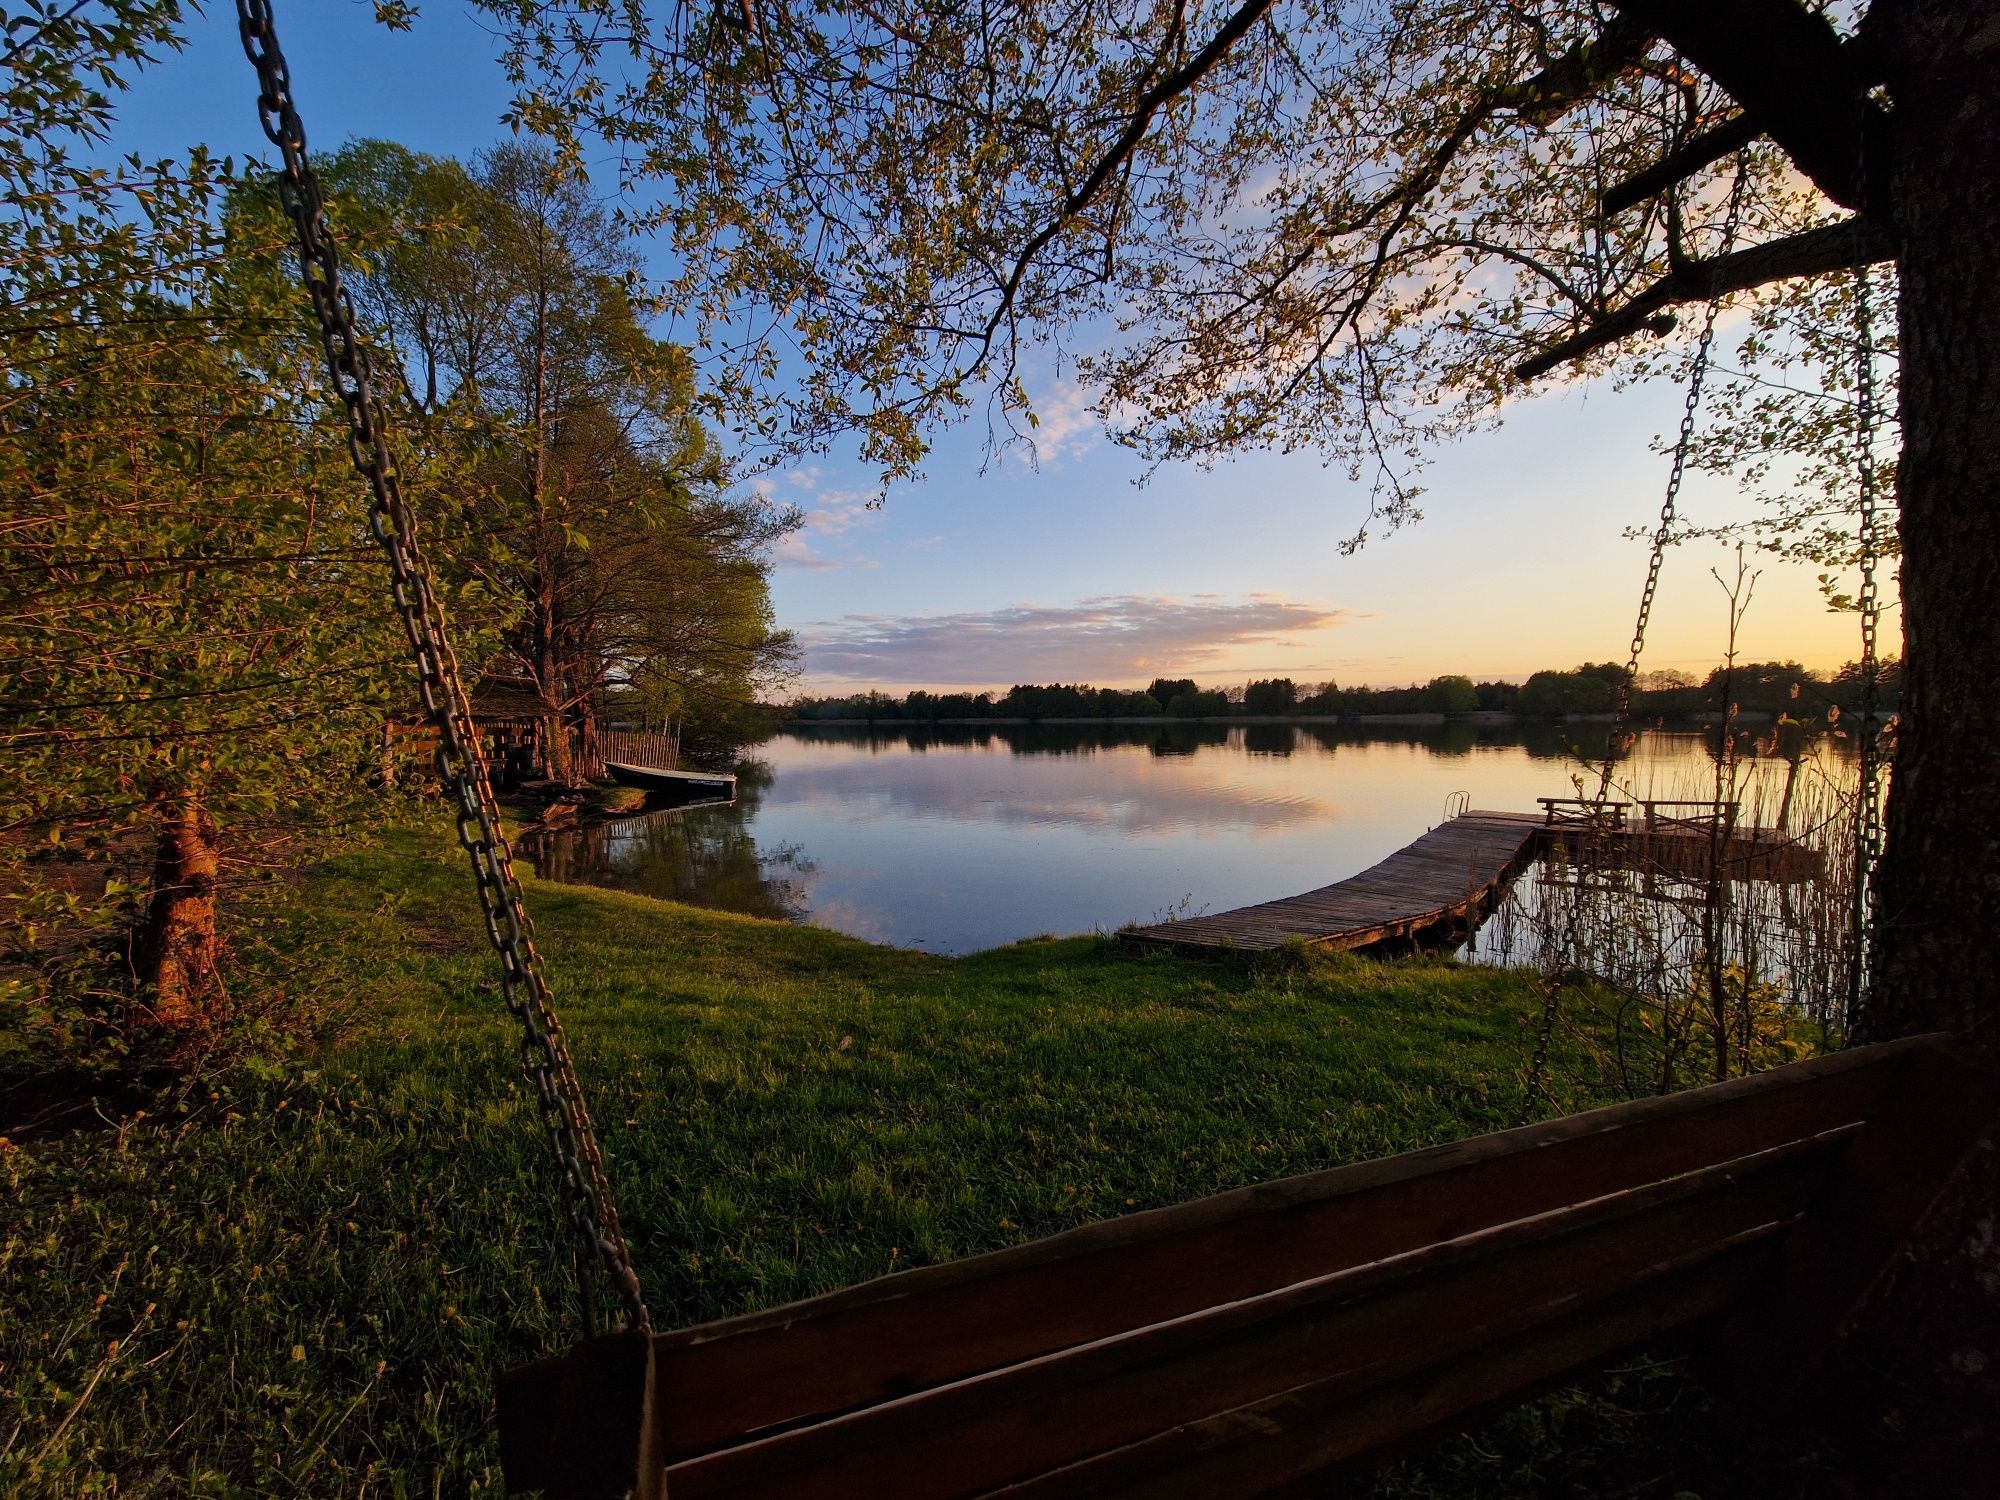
{"left": 4, "top": 822, "right": 1620, "bottom": 1496}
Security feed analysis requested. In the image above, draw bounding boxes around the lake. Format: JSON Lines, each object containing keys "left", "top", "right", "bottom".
{"left": 523, "top": 721, "right": 1851, "bottom": 956}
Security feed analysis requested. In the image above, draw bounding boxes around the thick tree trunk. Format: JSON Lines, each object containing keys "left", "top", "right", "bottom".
{"left": 573, "top": 700, "right": 601, "bottom": 781}
{"left": 532, "top": 583, "right": 575, "bottom": 784}
{"left": 133, "top": 797, "right": 223, "bottom": 1027}
{"left": 1865, "top": 0, "right": 2000, "bottom": 1058}
{"left": 1834, "top": 6, "right": 2000, "bottom": 1492}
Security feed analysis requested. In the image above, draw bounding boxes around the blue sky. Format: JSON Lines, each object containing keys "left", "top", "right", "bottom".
{"left": 107, "top": 2, "right": 1885, "bottom": 692}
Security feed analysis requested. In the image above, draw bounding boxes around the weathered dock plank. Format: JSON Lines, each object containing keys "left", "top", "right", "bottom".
{"left": 1120, "top": 811, "right": 1543, "bottom": 954}
{"left": 1120, "top": 807, "right": 1825, "bottom": 955}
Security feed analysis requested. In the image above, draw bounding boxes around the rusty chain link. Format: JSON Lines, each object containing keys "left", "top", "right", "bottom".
{"left": 1596, "top": 164, "right": 1748, "bottom": 804}
{"left": 235, "top": 0, "right": 648, "bottom": 1337}
{"left": 1849, "top": 163, "right": 1884, "bottom": 1016}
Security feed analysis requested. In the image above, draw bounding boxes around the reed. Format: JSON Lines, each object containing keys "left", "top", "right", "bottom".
{"left": 1475, "top": 727, "right": 1873, "bottom": 1099}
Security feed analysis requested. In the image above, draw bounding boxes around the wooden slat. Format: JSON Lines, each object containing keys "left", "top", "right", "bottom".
{"left": 644, "top": 1040, "right": 1927, "bottom": 1462}
{"left": 664, "top": 1134, "right": 1843, "bottom": 1499}
{"left": 1010, "top": 1246, "right": 1762, "bottom": 1499}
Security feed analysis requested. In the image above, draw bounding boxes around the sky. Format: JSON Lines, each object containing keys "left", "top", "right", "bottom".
{"left": 101, "top": 2, "right": 1891, "bottom": 694}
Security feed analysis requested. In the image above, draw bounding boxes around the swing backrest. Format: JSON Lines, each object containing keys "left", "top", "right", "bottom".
{"left": 498, "top": 1034, "right": 1996, "bottom": 1499}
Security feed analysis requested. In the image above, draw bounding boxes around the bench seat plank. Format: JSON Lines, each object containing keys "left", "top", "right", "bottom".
{"left": 665, "top": 1133, "right": 1845, "bottom": 1498}
{"left": 497, "top": 1036, "right": 1997, "bottom": 1500}
{"left": 649, "top": 1041, "right": 1922, "bottom": 1460}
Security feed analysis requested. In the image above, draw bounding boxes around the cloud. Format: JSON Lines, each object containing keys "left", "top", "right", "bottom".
{"left": 800, "top": 487, "right": 876, "bottom": 535}
{"left": 773, "top": 486, "right": 881, "bottom": 570}
{"left": 800, "top": 593, "right": 1352, "bottom": 684}
{"left": 1025, "top": 379, "right": 1100, "bottom": 463}
{"left": 773, "top": 533, "right": 846, "bottom": 571}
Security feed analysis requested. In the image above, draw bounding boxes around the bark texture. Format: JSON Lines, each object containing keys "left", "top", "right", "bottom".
{"left": 134, "top": 798, "right": 223, "bottom": 1026}
{"left": 1837, "top": 4, "right": 2000, "bottom": 1491}
{"left": 1865, "top": 0, "right": 2000, "bottom": 1057}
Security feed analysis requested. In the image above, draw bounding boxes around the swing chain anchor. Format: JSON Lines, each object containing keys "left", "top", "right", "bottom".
{"left": 234, "top": 0, "right": 649, "bottom": 1338}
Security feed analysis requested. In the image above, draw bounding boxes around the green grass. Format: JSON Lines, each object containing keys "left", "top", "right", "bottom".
{"left": 3, "top": 823, "right": 1637, "bottom": 1497}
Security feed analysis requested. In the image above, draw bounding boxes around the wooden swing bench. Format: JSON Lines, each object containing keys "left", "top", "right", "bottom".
{"left": 499, "top": 1035, "right": 1995, "bottom": 1499}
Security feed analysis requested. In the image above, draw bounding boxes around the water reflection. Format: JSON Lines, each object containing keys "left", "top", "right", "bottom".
{"left": 521, "top": 762, "right": 816, "bottom": 922}
{"left": 776, "top": 718, "right": 1598, "bottom": 761}
{"left": 524, "top": 723, "right": 1855, "bottom": 955}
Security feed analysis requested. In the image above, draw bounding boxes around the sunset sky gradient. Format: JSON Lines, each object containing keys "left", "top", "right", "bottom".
{"left": 113, "top": 4, "right": 1891, "bottom": 693}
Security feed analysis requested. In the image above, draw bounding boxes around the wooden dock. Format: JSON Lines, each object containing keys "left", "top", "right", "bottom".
{"left": 1121, "top": 811, "right": 1544, "bottom": 954}
{"left": 1119, "top": 805, "right": 1823, "bottom": 955}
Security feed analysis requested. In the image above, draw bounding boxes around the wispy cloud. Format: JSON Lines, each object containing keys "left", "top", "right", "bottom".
{"left": 1024, "top": 378, "right": 1100, "bottom": 463}
{"left": 774, "top": 485, "right": 881, "bottom": 570}
{"left": 801, "top": 593, "right": 1351, "bottom": 684}
{"left": 773, "top": 534, "right": 847, "bottom": 571}
{"left": 800, "top": 488, "right": 876, "bottom": 536}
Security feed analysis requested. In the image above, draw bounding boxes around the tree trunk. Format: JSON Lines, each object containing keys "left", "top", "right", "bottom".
{"left": 573, "top": 699, "right": 601, "bottom": 781}
{"left": 1836, "top": 5, "right": 2000, "bottom": 1491}
{"left": 531, "top": 575, "right": 575, "bottom": 784}
{"left": 133, "top": 796, "right": 223, "bottom": 1027}
{"left": 1865, "top": 0, "right": 2000, "bottom": 1059}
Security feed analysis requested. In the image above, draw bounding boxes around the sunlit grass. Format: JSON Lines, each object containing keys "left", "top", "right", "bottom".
{"left": 4, "top": 821, "right": 1621, "bottom": 1496}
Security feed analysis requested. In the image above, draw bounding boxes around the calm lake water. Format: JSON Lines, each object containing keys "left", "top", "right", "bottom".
{"left": 523, "top": 722, "right": 1845, "bottom": 956}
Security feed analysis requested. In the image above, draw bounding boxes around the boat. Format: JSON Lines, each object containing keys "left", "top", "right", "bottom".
{"left": 602, "top": 761, "right": 737, "bottom": 798}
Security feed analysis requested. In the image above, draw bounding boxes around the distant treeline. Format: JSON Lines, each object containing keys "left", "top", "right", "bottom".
{"left": 788, "top": 661, "right": 1903, "bottom": 723}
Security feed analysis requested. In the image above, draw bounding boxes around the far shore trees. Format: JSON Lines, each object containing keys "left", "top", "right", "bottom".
{"left": 1242, "top": 677, "right": 1298, "bottom": 714}
{"left": 786, "top": 660, "right": 1886, "bottom": 724}
{"left": 1420, "top": 675, "right": 1479, "bottom": 715}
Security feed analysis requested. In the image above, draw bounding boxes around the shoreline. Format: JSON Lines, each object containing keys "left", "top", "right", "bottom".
{"left": 779, "top": 709, "right": 1791, "bottom": 727}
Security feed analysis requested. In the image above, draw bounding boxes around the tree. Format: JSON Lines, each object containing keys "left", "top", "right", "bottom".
{"left": 1421, "top": 675, "right": 1479, "bottom": 715}
{"left": 1242, "top": 678, "right": 1297, "bottom": 714}
{"left": 480, "top": 0, "right": 1992, "bottom": 1064}
{"left": 0, "top": 115, "right": 415, "bottom": 1028}
{"left": 1299, "top": 681, "right": 1347, "bottom": 715}
{"left": 302, "top": 141, "right": 800, "bottom": 776}
{"left": 1166, "top": 689, "right": 1231, "bottom": 718}
{"left": 1518, "top": 670, "right": 1615, "bottom": 718}
{"left": 1702, "top": 659, "right": 1814, "bottom": 713}
{"left": 1146, "top": 678, "right": 1198, "bottom": 710}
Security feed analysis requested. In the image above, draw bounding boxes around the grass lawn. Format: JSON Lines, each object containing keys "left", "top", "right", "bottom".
{"left": 3, "top": 822, "right": 1668, "bottom": 1497}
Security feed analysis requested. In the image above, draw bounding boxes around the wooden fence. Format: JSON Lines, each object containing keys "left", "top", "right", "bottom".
{"left": 383, "top": 721, "right": 681, "bottom": 786}
{"left": 598, "top": 728, "right": 679, "bottom": 772}
{"left": 381, "top": 717, "right": 539, "bottom": 788}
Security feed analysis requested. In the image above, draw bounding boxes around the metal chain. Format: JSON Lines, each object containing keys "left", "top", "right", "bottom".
{"left": 235, "top": 0, "right": 648, "bottom": 1337}
{"left": 1849, "top": 169, "right": 1884, "bottom": 1018}
{"left": 1597, "top": 165, "right": 1747, "bottom": 804}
